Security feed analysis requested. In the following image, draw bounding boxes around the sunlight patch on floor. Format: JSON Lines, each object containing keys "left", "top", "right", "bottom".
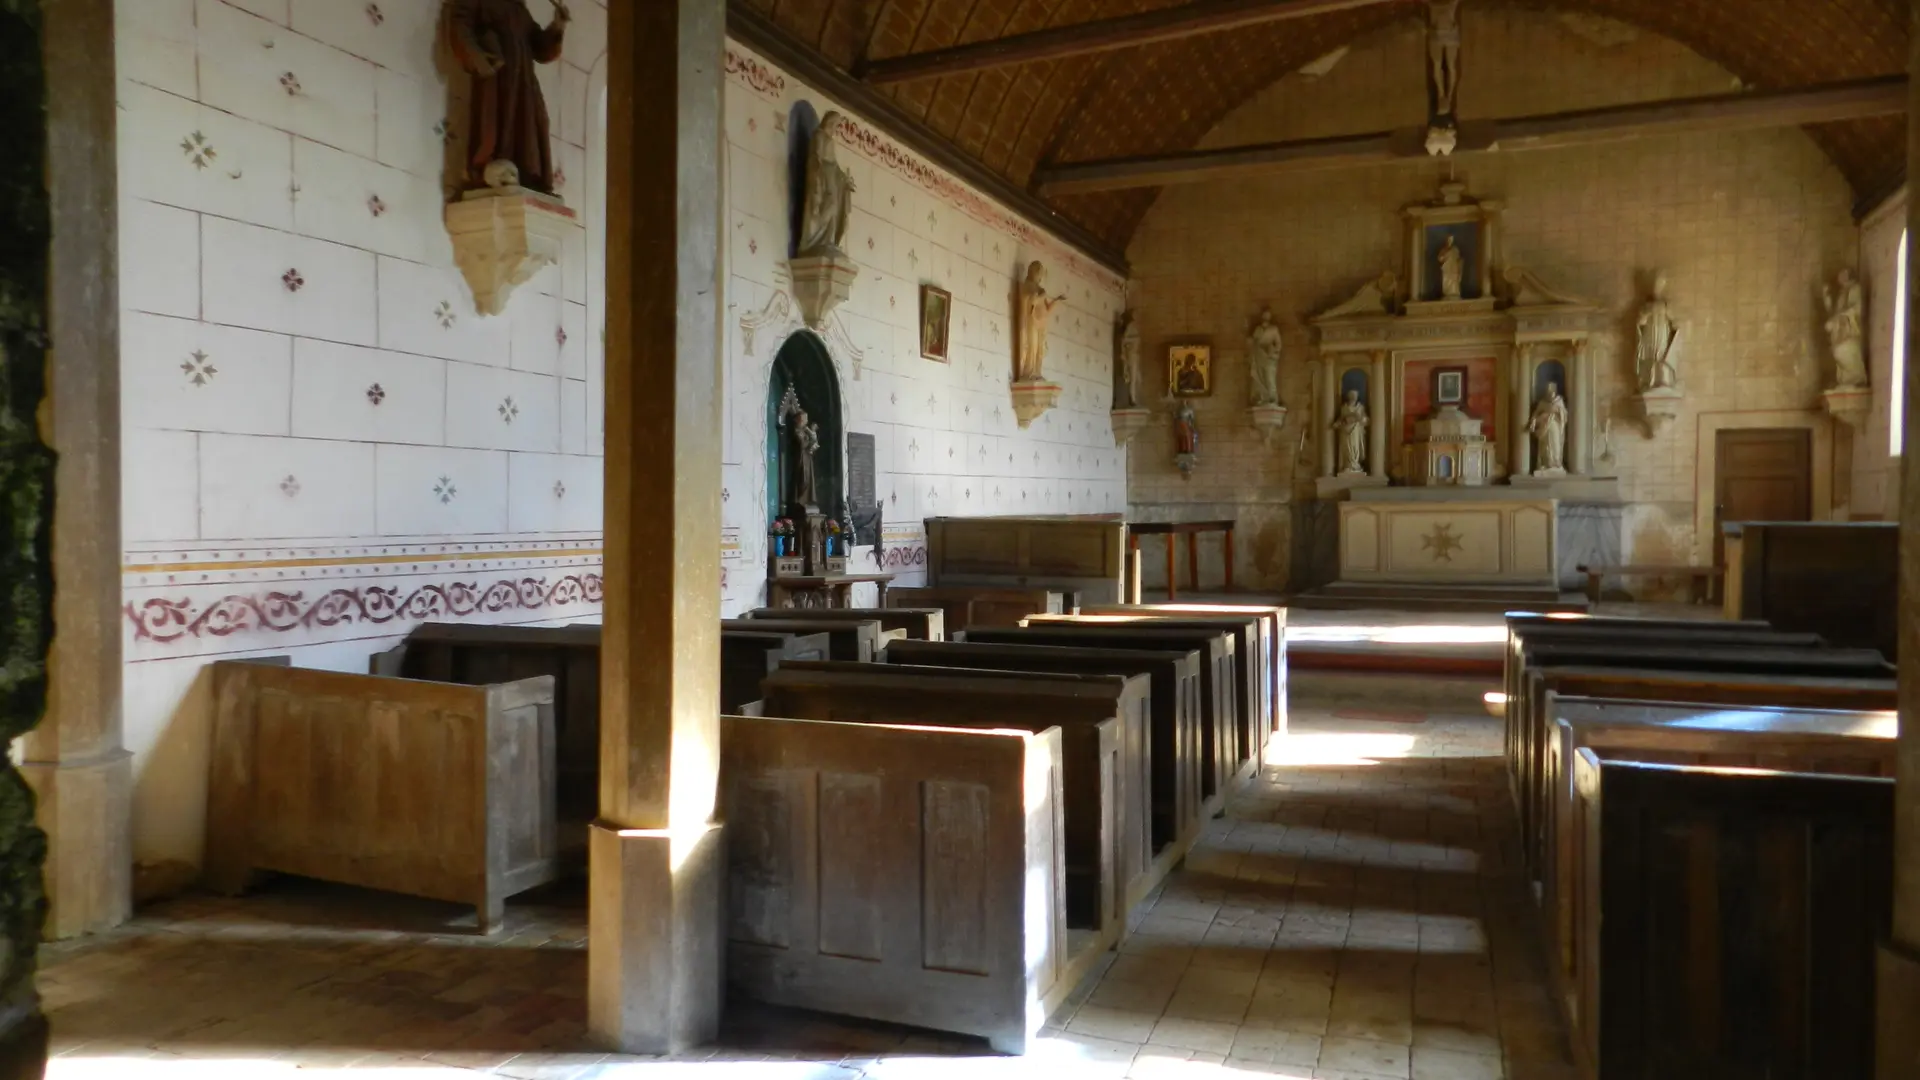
{"left": 1267, "top": 730, "right": 1419, "bottom": 766}
{"left": 1288, "top": 622, "right": 1506, "bottom": 646}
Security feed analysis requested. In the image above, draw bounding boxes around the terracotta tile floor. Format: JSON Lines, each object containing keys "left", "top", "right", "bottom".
{"left": 39, "top": 709, "right": 1575, "bottom": 1079}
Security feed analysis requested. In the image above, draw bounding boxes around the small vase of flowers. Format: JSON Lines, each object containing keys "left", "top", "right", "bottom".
{"left": 824, "top": 519, "right": 844, "bottom": 557}
{"left": 769, "top": 518, "right": 794, "bottom": 556}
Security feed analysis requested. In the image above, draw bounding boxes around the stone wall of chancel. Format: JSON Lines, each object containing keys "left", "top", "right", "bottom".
{"left": 1125, "top": 8, "right": 1859, "bottom": 593}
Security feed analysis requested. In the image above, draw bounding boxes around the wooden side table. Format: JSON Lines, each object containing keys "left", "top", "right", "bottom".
{"left": 1126, "top": 521, "right": 1236, "bottom": 600}
{"left": 767, "top": 573, "right": 894, "bottom": 610}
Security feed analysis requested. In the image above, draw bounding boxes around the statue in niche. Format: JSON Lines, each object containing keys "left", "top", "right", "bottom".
{"left": 1322, "top": 271, "right": 1399, "bottom": 319}
{"left": 1247, "top": 308, "right": 1283, "bottom": 406}
{"left": 447, "top": 0, "right": 571, "bottom": 195}
{"left": 1114, "top": 311, "right": 1141, "bottom": 409}
{"left": 1016, "top": 261, "right": 1066, "bottom": 384}
{"left": 1437, "top": 235, "right": 1465, "bottom": 300}
{"left": 1427, "top": 0, "right": 1463, "bottom": 118}
{"left": 779, "top": 387, "right": 822, "bottom": 509}
{"left": 1635, "top": 273, "right": 1681, "bottom": 391}
{"left": 1530, "top": 383, "right": 1569, "bottom": 474}
{"left": 797, "top": 112, "right": 855, "bottom": 256}
{"left": 1824, "top": 268, "right": 1868, "bottom": 389}
{"left": 1334, "top": 390, "right": 1369, "bottom": 475}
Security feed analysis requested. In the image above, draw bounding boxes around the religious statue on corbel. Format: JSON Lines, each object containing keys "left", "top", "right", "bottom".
{"left": 789, "top": 112, "right": 862, "bottom": 328}
{"left": 1820, "top": 267, "right": 1872, "bottom": 430}
{"left": 1012, "top": 261, "right": 1066, "bottom": 428}
{"left": 1632, "top": 271, "right": 1684, "bottom": 437}
{"left": 443, "top": 0, "right": 577, "bottom": 316}
{"left": 1245, "top": 307, "right": 1289, "bottom": 445}
{"left": 1174, "top": 401, "right": 1200, "bottom": 478}
{"left": 1110, "top": 310, "right": 1152, "bottom": 446}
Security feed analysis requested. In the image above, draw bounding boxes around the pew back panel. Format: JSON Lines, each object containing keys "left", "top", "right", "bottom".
{"left": 723, "top": 619, "right": 881, "bottom": 664}
{"left": 887, "top": 586, "right": 1064, "bottom": 631}
{"left": 1079, "top": 604, "right": 1288, "bottom": 740}
{"left": 206, "top": 662, "right": 558, "bottom": 932}
{"left": 722, "top": 714, "right": 1065, "bottom": 1054}
{"left": 745, "top": 607, "right": 946, "bottom": 641}
{"left": 720, "top": 631, "right": 830, "bottom": 714}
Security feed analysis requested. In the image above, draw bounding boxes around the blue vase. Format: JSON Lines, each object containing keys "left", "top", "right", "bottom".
{"left": 773, "top": 536, "right": 786, "bottom": 557}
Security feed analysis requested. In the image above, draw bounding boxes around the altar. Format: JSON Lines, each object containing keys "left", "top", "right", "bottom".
{"left": 1338, "top": 488, "right": 1558, "bottom": 587}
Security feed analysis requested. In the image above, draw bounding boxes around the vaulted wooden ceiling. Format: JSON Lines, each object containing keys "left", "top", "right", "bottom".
{"left": 739, "top": 0, "right": 1909, "bottom": 255}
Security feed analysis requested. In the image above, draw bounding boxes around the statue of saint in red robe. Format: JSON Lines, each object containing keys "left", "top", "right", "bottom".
{"left": 446, "top": 0, "right": 570, "bottom": 195}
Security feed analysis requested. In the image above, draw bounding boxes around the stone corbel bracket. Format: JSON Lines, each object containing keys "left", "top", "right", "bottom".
{"left": 446, "top": 188, "right": 577, "bottom": 316}
{"left": 1634, "top": 387, "right": 1683, "bottom": 438}
{"left": 1820, "top": 386, "right": 1872, "bottom": 431}
{"left": 1110, "top": 406, "right": 1152, "bottom": 447}
{"left": 788, "top": 251, "right": 861, "bottom": 329}
{"left": 1011, "top": 379, "right": 1062, "bottom": 429}
{"left": 1247, "top": 403, "right": 1289, "bottom": 446}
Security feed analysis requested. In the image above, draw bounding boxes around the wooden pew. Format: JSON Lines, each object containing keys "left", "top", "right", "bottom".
{"left": 205, "top": 661, "right": 559, "bottom": 933}
{"left": 1513, "top": 663, "right": 1897, "bottom": 876}
{"left": 1536, "top": 694, "right": 1896, "bottom": 1050}
{"left": 887, "top": 585, "right": 1065, "bottom": 630}
{"left": 759, "top": 663, "right": 1149, "bottom": 939}
{"left": 883, "top": 638, "right": 1204, "bottom": 854}
{"left": 723, "top": 714, "right": 1065, "bottom": 1055}
{"left": 1565, "top": 753, "right": 1891, "bottom": 1077}
{"left": 720, "top": 630, "right": 830, "bottom": 714}
{"left": 1079, "top": 603, "right": 1288, "bottom": 741}
{"left": 958, "top": 624, "right": 1245, "bottom": 811}
{"left": 375, "top": 622, "right": 599, "bottom": 825}
{"left": 722, "top": 618, "right": 883, "bottom": 664}
{"left": 744, "top": 606, "right": 947, "bottom": 641}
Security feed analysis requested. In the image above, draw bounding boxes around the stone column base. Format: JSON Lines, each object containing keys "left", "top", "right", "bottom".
{"left": 588, "top": 821, "right": 725, "bottom": 1055}
{"left": 1878, "top": 940, "right": 1920, "bottom": 1078}
{"left": 20, "top": 749, "right": 131, "bottom": 939}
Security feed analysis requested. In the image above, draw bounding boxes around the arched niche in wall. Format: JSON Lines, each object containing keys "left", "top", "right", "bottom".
{"left": 765, "top": 330, "right": 844, "bottom": 524}
{"left": 786, "top": 101, "right": 820, "bottom": 259}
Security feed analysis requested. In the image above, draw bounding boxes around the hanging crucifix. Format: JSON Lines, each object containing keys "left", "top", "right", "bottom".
{"left": 1425, "top": 0, "right": 1462, "bottom": 156}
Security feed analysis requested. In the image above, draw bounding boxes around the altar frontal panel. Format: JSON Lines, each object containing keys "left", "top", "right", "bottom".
{"left": 1338, "top": 499, "right": 1558, "bottom": 585}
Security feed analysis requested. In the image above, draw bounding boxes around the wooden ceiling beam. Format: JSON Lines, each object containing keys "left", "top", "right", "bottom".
{"left": 858, "top": 0, "right": 1407, "bottom": 85}
{"left": 1035, "top": 75, "right": 1910, "bottom": 195}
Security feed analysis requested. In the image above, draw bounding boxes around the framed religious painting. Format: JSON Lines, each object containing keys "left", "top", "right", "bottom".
{"left": 1433, "top": 366, "right": 1467, "bottom": 406}
{"left": 919, "top": 284, "right": 952, "bottom": 362}
{"left": 1168, "top": 344, "right": 1213, "bottom": 398}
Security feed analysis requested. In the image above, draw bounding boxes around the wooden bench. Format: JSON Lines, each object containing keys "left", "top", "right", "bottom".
{"left": 205, "top": 661, "right": 559, "bottom": 933}
{"left": 722, "top": 714, "right": 1065, "bottom": 1055}
{"left": 720, "top": 629, "right": 830, "bottom": 714}
{"left": 958, "top": 624, "right": 1245, "bottom": 810}
{"left": 1512, "top": 663, "right": 1897, "bottom": 876}
{"left": 722, "top": 618, "right": 884, "bottom": 664}
{"left": 887, "top": 586, "right": 1065, "bottom": 630}
{"left": 882, "top": 638, "right": 1204, "bottom": 855}
{"left": 1080, "top": 603, "right": 1288, "bottom": 740}
{"left": 1060, "top": 607, "right": 1283, "bottom": 757}
{"left": 744, "top": 606, "right": 947, "bottom": 641}
{"left": 1565, "top": 753, "right": 1891, "bottom": 1077}
{"left": 1575, "top": 562, "right": 1722, "bottom": 604}
{"left": 759, "top": 663, "right": 1149, "bottom": 940}
{"left": 1536, "top": 694, "right": 1896, "bottom": 1052}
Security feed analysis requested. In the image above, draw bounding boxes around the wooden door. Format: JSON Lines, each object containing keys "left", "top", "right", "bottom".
{"left": 1714, "top": 428, "right": 1812, "bottom": 565}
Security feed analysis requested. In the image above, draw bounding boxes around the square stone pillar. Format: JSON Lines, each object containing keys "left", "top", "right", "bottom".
{"left": 1510, "top": 344, "right": 1533, "bottom": 479}
{"left": 18, "top": 0, "right": 131, "bottom": 942}
{"left": 1318, "top": 359, "right": 1338, "bottom": 479}
{"left": 1367, "top": 351, "right": 1388, "bottom": 480}
{"left": 589, "top": 0, "right": 726, "bottom": 1056}
{"left": 1882, "top": 6, "right": 1920, "bottom": 1074}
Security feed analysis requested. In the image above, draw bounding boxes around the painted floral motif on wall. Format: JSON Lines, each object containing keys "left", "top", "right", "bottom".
{"left": 125, "top": 575, "right": 606, "bottom": 644}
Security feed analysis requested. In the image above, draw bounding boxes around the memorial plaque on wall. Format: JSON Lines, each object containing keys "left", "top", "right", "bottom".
{"left": 846, "top": 433, "right": 881, "bottom": 548}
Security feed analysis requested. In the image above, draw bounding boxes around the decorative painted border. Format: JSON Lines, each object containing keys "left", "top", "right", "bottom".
{"left": 883, "top": 544, "right": 929, "bottom": 570}
{"left": 726, "top": 48, "right": 788, "bottom": 100}
{"left": 125, "top": 574, "right": 605, "bottom": 644}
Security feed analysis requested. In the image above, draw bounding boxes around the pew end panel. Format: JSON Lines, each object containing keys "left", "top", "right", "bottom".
{"left": 206, "top": 662, "right": 559, "bottom": 934}
{"left": 721, "top": 714, "right": 1068, "bottom": 1055}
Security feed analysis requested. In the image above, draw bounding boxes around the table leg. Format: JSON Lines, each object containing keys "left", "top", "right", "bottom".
{"left": 1188, "top": 533, "right": 1200, "bottom": 593}
{"left": 1165, "top": 537, "right": 1177, "bottom": 601}
{"left": 1223, "top": 529, "right": 1234, "bottom": 593}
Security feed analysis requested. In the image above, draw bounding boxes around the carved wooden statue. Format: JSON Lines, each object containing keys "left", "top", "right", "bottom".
{"left": 1016, "top": 262, "right": 1066, "bottom": 383}
{"left": 447, "top": 0, "right": 570, "bottom": 195}
{"left": 798, "top": 112, "right": 855, "bottom": 256}
{"left": 789, "top": 408, "right": 821, "bottom": 509}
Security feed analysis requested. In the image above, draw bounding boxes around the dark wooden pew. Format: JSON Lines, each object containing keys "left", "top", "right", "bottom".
{"left": 887, "top": 585, "right": 1065, "bottom": 630}
{"left": 722, "top": 714, "right": 1065, "bottom": 1055}
{"left": 882, "top": 638, "right": 1203, "bottom": 854}
{"left": 759, "top": 663, "right": 1149, "bottom": 939}
{"left": 720, "top": 630, "right": 830, "bottom": 714}
{"left": 1080, "top": 603, "right": 1288, "bottom": 740}
{"left": 1567, "top": 752, "right": 1892, "bottom": 1078}
{"left": 205, "top": 661, "right": 559, "bottom": 933}
{"left": 744, "top": 606, "right": 947, "bottom": 641}
{"left": 958, "top": 624, "right": 1245, "bottom": 810}
{"left": 723, "top": 618, "right": 884, "bottom": 664}
{"left": 1513, "top": 663, "right": 1897, "bottom": 876}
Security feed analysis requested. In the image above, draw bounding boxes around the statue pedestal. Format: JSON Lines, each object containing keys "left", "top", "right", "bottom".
{"left": 1408, "top": 406, "right": 1493, "bottom": 487}
{"left": 1110, "top": 407, "right": 1152, "bottom": 447}
{"left": 1634, "top": 387, "right": 1683, "bottom": 438}
{"left": 1820, "top": 387, "right": 1872, "bottom": 431}
{"left": 1246, "top": 404, "right": 1289, "bottom": 445}
{"left": 446, "top": 187, "right": 577, "bottom": 316}
{"left": 1010, "top": 380, "right": 1061, "bottom": 429}
{"left": 788, "top": 251, "right": 860, "bottom": 328}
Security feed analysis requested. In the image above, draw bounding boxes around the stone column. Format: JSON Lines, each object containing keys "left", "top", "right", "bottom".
{"left": 18, "top": 0, "right": 131, "bottom": 944}
{"left": 1511, "top": 344, "right": 1533, "bottom": 478}
{"left": 1368, "top": 351, "right": 1388, "bottom": 480}
{"left": 1319, "top": 358, "right": 1337, "bottom": 478}
{"left": 1880, "top": 6, "right": 1920, "bottom": 1072}
{"left": 590, "top": 0, "right": 727, "bottom": 1055}
{"left": 1569, "top": 340, "right": 1593, "bottom": 477}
